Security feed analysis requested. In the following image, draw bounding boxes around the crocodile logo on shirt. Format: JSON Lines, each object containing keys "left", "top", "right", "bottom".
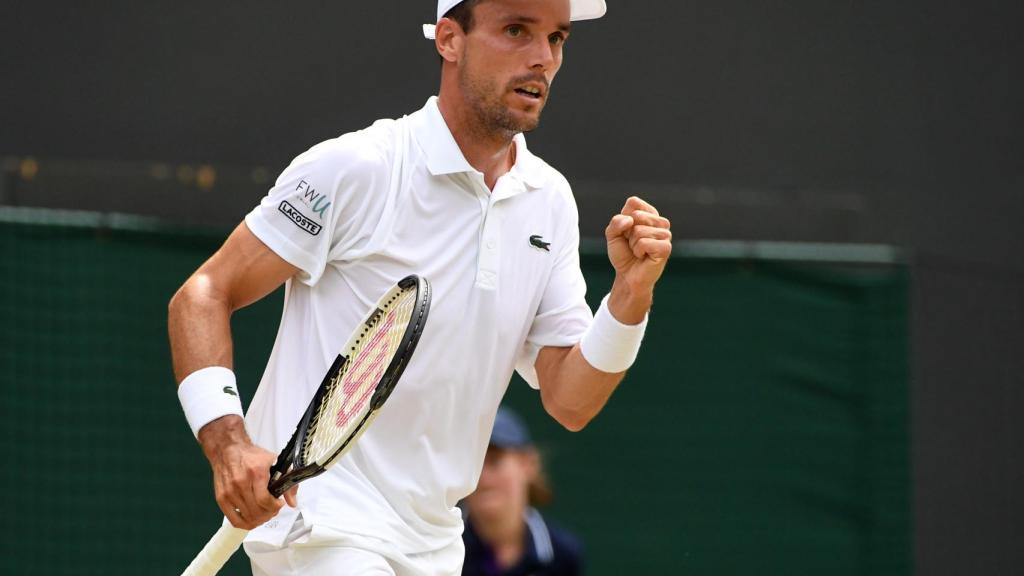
{"left": 529, "top": 235, "right": 551, "bottom": 252}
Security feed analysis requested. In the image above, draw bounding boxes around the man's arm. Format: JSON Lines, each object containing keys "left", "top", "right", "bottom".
{"left": 168, "top": 222, "right": 300, "bottom": 529}
{"left": 535, "top": 197, "right": 672, "bottom": 431}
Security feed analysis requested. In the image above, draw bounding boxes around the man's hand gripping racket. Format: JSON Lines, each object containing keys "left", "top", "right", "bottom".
{"left": 181, "top": 275, "right": 431, "bottom": 576}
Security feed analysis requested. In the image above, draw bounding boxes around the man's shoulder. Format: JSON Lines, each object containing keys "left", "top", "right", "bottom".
{"left": 541, "top": 164, "right": 574, "bottom": 195}
{"left": 520, "top": 146, "right": 573, "bottom": 194}
{"left": 524, "top": 155, "right": 579, "bottom": 227}
{"left": 513, "top": 143, "right": 580, "bottom": 229}
{"left": 286, "top": 116, "right": 405, "bottom": 182}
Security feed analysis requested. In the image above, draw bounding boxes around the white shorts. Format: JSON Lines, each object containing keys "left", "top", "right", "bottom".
{"left": 245, "top": 515, "right": 465, "bottom": 576}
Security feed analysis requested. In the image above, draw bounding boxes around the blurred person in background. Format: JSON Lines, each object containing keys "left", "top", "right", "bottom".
{"left": 462, "top": 407, "right": 584, "bottom": 576}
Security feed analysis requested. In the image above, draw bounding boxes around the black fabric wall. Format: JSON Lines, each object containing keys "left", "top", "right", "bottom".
{"left": 1, "top": 1, "right": 1021, "bottom": 573}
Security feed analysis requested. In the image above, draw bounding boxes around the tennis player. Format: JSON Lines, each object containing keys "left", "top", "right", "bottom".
{"left": 168, "top": 1, "right": 672, "bottom": 574}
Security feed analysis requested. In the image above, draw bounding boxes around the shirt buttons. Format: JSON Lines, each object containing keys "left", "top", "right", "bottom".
{"left": 477, "top": 270, "right": 497, "bottom": 289}
{"left": 486, "top": 239, "right": 496, "bottom": 250}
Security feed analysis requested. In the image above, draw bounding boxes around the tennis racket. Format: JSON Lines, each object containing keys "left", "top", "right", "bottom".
{"left": 181, "top": 274, "right": 431, "bottom": 576}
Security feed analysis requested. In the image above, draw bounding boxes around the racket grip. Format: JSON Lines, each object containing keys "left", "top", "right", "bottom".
{"left": 181, "top": 524, "right": 249, "bottom": 576}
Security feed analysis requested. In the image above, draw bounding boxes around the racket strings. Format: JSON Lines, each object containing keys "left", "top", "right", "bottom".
{"left": 302, "top": 287, "right": 418, "bottom": 465}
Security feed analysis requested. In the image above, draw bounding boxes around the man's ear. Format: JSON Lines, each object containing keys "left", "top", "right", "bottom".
{"left": 435, "top": 18, "right": 464, "bottom": 64}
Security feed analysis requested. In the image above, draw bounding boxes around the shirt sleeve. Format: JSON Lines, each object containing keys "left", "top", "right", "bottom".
{"left": 244, "top": 135, "right": 391, "bottom": 286}
{"left": 515, "top": 197, "right": 594, "bottom": 389}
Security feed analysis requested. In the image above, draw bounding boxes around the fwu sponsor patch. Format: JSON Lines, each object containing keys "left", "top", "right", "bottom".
{"left": 296, "top": 179, "right": 331, "bottom": 218}
{"left": 278, "top": 201, "right": 322, "bottom": 236}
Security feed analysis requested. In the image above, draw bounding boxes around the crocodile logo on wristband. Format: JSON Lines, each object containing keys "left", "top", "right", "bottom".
{"left": 222, "top": 386, "right": 238, "bottom": 396}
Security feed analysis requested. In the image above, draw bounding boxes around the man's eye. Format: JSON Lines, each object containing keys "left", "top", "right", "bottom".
{"left": 506, "top": 25, "right": 522, "bottom": 37}
{"left": 549, "top": 34, "right": 565, "bottom": 46}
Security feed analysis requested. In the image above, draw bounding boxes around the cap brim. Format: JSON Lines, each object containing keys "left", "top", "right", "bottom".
{"left": 423, "top": 0, "right": 606, "bottom": 39}
{"left": 571, "top": 0, "right": 607, "bottom": 21}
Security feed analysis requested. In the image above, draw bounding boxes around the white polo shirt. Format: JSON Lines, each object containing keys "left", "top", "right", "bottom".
{"left": 242, "top": 96, "right": 593, "bottom": 553}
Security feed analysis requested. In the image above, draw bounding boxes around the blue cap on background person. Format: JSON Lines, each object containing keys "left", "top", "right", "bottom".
{"left": 490, "top": 406, "right": 533, "bottom": 449}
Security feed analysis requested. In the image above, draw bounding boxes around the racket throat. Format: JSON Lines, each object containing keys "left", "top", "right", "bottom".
{"left": 268, "top": 463, "right": 324, "bottom": 497}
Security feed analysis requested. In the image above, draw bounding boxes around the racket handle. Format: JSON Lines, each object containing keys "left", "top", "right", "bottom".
{"left": 181, "top": 524, "right": 249, "bottom": 576}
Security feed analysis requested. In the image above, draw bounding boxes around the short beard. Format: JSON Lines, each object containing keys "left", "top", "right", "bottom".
{"left": 458, "top": 60, "right": 542, "bottom": 140}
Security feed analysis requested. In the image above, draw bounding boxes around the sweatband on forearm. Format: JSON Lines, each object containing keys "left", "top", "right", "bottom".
{"left": 579, "top": 295, "right": 648, "bottom": 373}
{"left": 177, "top": 366, "right": 244, "bottom": 438}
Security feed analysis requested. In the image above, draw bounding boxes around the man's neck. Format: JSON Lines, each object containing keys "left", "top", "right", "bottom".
{"left": 437, "top": 94, "right": 516, "bottom": 191}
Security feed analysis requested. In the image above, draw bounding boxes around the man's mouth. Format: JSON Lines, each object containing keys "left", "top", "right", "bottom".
{"left": 515, "top": 87, "right": 542, "bottom": 99}
{"left": 513, "top": 83, "right": 545, "bottom": 101}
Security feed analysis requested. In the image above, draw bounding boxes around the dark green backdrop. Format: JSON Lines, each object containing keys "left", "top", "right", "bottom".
{"left": 0, "top": 212, "right": 909, "bottom": 575}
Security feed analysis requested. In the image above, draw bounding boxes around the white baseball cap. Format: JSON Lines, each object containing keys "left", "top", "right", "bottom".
{"left": 423, "top": 0, "right": 607, "bottom": 39}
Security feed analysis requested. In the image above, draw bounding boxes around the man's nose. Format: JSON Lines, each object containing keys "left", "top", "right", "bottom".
{"left": 529, "top": 38, "right": 556, "bottom": 71}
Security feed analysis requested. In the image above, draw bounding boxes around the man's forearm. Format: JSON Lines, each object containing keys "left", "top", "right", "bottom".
{"left": 168, "top": 275, "right": 235, "bottom": 383}
{"left": 537, "top": 344, "right": 626, "bottom": 432}
{"left": 168, "top": 282, "right": 283, "bottom": 529}
{"left": 537, "top": 280, "right": 652, "bottom": 431}
{"left": 169, "top": 277, "right": 250, "bottom": 441}
{"left": 166, "top": 225, "right": 299, "bottom": 528}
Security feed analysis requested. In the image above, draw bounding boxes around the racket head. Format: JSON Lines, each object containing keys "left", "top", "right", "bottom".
{"left": 268, "top": 274, "right": 430, "bottom": 496}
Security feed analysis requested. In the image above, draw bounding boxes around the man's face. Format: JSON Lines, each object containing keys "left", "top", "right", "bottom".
{"left": 455, "top": 0, "right": 571, "bottom": 136}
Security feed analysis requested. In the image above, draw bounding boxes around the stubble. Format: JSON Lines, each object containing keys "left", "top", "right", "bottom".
{"left": 458, "top": 55, "right": 543, "bottom": 141}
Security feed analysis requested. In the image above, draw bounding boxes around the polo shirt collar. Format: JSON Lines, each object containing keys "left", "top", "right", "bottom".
{"left": 510, "top": 134, "right": 549, "bottom": 190}
{"left": 412, "top": 96, "right": 475, "bottom": 177}
{"left": 411, "top": 97, "right": 549, "bottom": 190}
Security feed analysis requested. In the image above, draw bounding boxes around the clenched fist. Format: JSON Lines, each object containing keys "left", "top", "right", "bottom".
{"left": 605, "top": 196, "right": 672, "bottom": 324}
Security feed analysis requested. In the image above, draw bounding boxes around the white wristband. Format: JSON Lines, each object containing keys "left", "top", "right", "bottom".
{"left": 177, "top": 366, "right": 244, "bottom": 439}
{"left": 580, "top": 295, "right": 649, "bottom": 373}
